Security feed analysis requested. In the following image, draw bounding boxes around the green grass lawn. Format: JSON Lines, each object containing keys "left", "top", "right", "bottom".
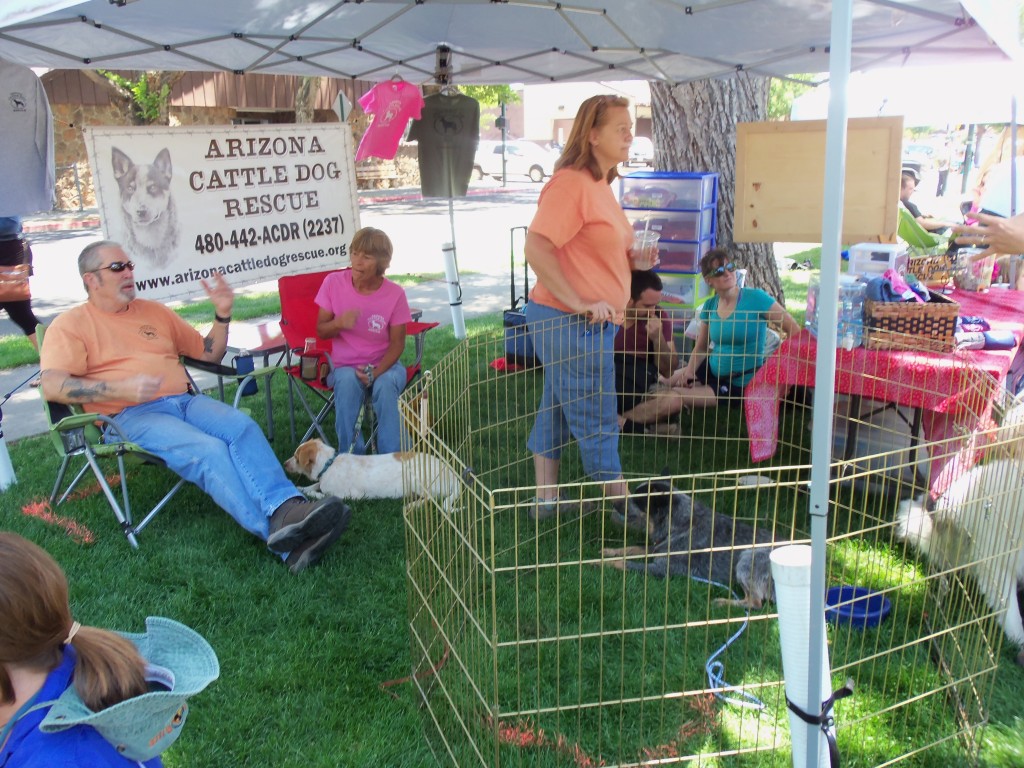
{"left": 3, "top": 269, "right": 1022, "bottom": 767}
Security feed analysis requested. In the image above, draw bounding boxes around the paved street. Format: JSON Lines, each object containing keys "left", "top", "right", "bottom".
{"left": 3, "top": 181, "right": 543, "bottom": 334}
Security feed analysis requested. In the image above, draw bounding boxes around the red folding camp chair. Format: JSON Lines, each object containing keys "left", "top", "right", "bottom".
{"left": 278, "top": 270, "right": 337, "bottom": 444}
{"left": 278, "top": 270, "right": 438, "bottom": 447}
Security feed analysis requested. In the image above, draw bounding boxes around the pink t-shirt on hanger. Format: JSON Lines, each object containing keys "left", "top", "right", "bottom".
{"left": 355, "top": 79, "right": 425, "bottom": 162}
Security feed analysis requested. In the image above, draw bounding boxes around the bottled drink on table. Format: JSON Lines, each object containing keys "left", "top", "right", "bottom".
{"left": 806, "top": 274, "right": 865, "bottom": 349}
{"left": 838, "top": 275, "right": 865, "bottom": 350}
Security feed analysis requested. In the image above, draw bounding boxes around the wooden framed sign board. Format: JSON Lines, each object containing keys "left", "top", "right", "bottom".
{"left": 734, "top": 116, "right": 903, "bottom": 243}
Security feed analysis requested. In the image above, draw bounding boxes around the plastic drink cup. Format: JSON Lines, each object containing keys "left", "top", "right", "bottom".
{"left": 631, "top": 230, "right": 660, "bottom": 270}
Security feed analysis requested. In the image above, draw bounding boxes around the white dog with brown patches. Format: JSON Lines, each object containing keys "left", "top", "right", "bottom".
{"left": 284, "top": 438, "right": 461, "bottom": 507}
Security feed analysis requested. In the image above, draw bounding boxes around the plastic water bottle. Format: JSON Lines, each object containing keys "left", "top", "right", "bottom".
{"left": 805, "top": 275, "right": 820, "bottom": 337}
{"left": 838, "top": 275, "right": 865, "bottom": 350}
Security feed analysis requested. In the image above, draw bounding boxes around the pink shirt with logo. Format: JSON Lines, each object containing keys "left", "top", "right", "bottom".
{"left": 315, "top": 268, "right": 412, "bottom": 368}
{"left": 355, "top": 80, "right": 425, "bottom": 162}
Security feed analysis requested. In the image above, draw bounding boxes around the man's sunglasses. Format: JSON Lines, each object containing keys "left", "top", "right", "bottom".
{"left": 88, "top": 261, "right": 135, "bottom": 274}
{"left": 704, "top": 262, "right": 736, "bottom": 278}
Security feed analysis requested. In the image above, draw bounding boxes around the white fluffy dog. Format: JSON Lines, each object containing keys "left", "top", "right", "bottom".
{"left": 284, "top": 438, "right": 461, "bottom": 507}
{"left": 896, "top": 459, "right": 1024, "bottom": 666}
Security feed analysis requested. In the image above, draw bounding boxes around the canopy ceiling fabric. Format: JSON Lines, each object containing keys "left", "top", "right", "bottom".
{"left": 0, "top": 1, "right": 1017, "bottom": 86}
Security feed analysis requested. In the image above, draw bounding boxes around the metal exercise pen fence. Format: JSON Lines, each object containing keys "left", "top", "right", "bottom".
{"left": 400, "top": 317, "right": 1024, "bottom": 767}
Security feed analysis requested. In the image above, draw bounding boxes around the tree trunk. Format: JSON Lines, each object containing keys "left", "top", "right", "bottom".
{"left": 151, "top": 72, "right": 185, "bottom": 125}
{"left": 650, "top": 76, "right": 785, "bottom": 303}
{"left": 295, "top": 76, "right": 319, "bottom": 124}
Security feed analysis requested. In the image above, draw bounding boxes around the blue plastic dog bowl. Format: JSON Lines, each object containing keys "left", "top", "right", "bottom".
{"left": 825, "top": 586, "right": 891, "bottom": 629}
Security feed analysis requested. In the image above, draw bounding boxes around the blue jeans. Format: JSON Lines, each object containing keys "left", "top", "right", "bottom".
{"left": 525, "top": 301, "right": 622, "bottom": 482}
{"left": 109, "top": 394, "right": 300, "bottom": 541}
{"left": 331, "top": 364, "right": 407, "bottom": 454}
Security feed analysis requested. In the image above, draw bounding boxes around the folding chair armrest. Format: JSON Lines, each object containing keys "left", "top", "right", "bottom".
{"left": 90, "top": 412, "right": 133, "bottom": 443}
{"left": 407, "top": 321, "right": 439, "bottom": 337}
{"left": 48, "top": 410, "right": 131, "bottom": 453}
{"left": 182, "top": 355, "right": 280, "bottom": 383}
{"left": 182, "top": 356, "right": 235, "bottom": 377}
{"left": 406, "top": 321, "right": 439, "bottom": 368}
{"left": 54, "top": 411, "right": 151, "bottom": 444}
{"left": 51, "top": 409, "right": 108, "bottom": 432}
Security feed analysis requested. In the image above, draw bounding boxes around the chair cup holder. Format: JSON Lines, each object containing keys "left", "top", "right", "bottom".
{"left": 299, "top": 353, "right": 330, "bottom": 386}
{"left": 232, "top": 353, "right": 258, "bottom": 396}
{"left": 61, "top": 427, "right": 88, "bottom": 452}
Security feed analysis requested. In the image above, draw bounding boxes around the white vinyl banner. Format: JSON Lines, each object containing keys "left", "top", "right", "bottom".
{"left": 84, "top": 123, "right": 359, "bottom": 302}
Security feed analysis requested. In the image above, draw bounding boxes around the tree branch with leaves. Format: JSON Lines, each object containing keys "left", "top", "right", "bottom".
{"left": 96, "top": 70, "right": 185, "bottom": 125}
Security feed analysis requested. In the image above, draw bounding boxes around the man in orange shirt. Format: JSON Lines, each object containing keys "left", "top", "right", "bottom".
{"left": 41, "top": 240, "right": 350, "bottom": 573}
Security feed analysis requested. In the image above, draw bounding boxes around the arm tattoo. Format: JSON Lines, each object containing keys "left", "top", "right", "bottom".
{"left": 203, "top": 336, "right": 215, "bottom": 353}
{"left": 62, "top": 379, "right": 109, "bottom": 401}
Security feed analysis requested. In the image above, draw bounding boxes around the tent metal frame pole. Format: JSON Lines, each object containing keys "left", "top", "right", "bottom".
{"left": 803, "top": 2, "right": 853, "bottom": 767}
{"left": 1011, "top": 103, "right": 1018, "bottom": 217}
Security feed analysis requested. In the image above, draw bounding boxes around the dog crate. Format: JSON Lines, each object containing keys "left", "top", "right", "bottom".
{"left": 400, "top": 322, "right": 1024, "bottom": 767}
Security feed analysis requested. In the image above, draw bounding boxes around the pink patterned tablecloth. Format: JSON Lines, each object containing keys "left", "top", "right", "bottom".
{"left": 745, "top": 289, "right": 1024, "bottom": 480}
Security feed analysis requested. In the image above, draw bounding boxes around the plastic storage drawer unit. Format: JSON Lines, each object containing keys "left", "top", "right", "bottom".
{"left": 626, "top": 209, "right": 715, "bottom": 242}
{"left": 620, "top": 171, "right": 718, "bottom": 210}
{"left": 656, "top": 239, "right": 712, "bottom": 273}
{"left": 657, "top": 271, "right": 711, "bottom": 309}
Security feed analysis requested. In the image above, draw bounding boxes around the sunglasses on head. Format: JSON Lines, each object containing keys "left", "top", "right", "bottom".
{"left": 705, "top": 262, "right": 736, "bottom": 278}
{"left": 89, "top": 260, "right": 135, "bottom": 274}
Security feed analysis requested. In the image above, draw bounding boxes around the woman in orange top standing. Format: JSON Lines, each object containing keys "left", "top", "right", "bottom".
{"left": 523, "top": 94, "right": 646, "bottom": 522}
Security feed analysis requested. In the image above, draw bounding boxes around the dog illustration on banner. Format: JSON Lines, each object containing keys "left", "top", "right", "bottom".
{"left": 111, "top": 147, "right": 179, "bottom": 268}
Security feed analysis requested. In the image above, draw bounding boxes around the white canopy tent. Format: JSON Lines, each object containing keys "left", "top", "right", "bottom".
{"left": 791, "top": 62, "right": 1024, "bottom": 125}
{"left": 1, "top": 3, "right": 1020, "bottom": 766}
{"left": 0, "top": 1, "right": 1016, "bottom": 86}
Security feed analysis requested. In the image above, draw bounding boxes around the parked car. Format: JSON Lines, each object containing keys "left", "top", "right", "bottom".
{"left": 473, "top": 140, "right": 557, "bottom": 183}
{"left": 901, "top": 142, "right": 935, "bottom": 176}
{"left": 627, "top": 136, "right": 655, "bottom": 167}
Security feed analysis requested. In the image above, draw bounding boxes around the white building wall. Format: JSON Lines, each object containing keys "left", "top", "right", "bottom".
{"left": 519, "top": 81, "right": 651, "bottom": 143}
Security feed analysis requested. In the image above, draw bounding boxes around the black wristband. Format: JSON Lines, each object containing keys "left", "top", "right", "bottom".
{"left": 215, "top": 313, "right": 231, "bottom": 324}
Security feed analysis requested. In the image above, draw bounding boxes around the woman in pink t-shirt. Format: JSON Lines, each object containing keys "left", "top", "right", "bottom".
{"left": 315, "top": 227, "right": 412, "bottom": 453}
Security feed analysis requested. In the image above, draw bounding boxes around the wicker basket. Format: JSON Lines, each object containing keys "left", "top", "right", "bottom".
{"left": 908, "top": 254, "right": 952, "bottom": 288}
{"left": 864, "top": 293, "right": 959, "bottom": 351}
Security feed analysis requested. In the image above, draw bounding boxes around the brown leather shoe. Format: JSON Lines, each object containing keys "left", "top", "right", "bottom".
{"left": 286, "top": 503, "right": 352, "bottom": 574}
{"left": 267, "top": 496, "right": 345, "bottom": 553}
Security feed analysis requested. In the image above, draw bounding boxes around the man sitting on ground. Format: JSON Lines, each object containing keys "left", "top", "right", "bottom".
{"left": 615, "top": 270, "right": 679, "bottom": 435}
{"left": 900, "top": 167, "right": 951, "bottom": 234}
{"left": 40, "top": 240, "right": 350, "bottom": 574}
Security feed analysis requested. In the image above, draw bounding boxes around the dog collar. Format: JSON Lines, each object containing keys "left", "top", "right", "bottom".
{"left": 315, "top": 449, "right": 341, "bottom": 482}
